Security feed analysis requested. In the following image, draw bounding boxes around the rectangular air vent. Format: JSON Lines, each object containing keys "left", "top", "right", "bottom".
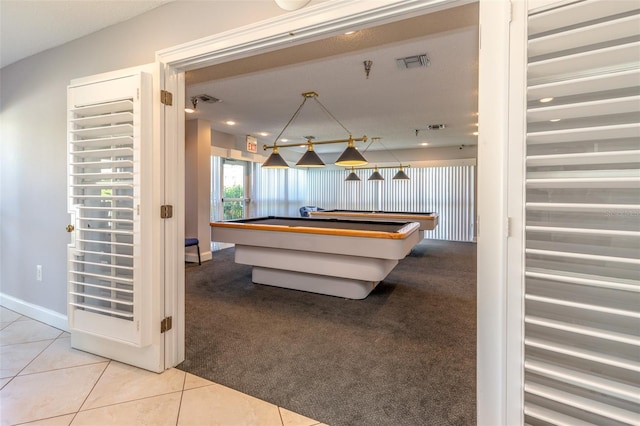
{"left": 396, "top": 54, "right": 430, "bottom": 69}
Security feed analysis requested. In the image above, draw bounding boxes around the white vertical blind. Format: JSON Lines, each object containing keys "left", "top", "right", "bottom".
{"left": 250, "top": 163, "right": 307, "bottom": 217}
{"left": 307, "top": 165, "right": 475, "bottom": 241}
{"left": 67, "top": 73, "right": 151, "bottom": 347}
{"left": 524, "top": 2, "right": 640, "bottom": 424}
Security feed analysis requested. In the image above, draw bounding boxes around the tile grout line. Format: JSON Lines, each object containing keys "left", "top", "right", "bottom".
{"left": 175, "top": 369, "right": 188, "bottom": 425}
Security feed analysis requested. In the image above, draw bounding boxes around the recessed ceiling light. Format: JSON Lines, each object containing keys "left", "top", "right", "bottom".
{"left": 259, "top": 132, "right": 269, "bottom": 136}
{"left": 420, "top": 142, "right": 429, "bottom": 146}
{"left": 473, "top": 131, "right": 479, "bottom": 136}
{"left": 539, "top": 97, "right": 554, "bottom": 103}
{"left": 281, "top": 139, "right": 289, "bottom": 142}
{"left": 549, "top": 118, "right": 561, "bottom": 122}
{"left": 344, "top": 31, "right": 356, "bottom": 35}
{"left": 225, "top": 120, "right": 236, "bottom": 126}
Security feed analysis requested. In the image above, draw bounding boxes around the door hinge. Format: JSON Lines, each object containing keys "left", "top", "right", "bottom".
{"left": 161, "top": 316, "right": 173, "bottom": 333}
{"left": 160, "top": 205, "right": 173, "bottom": 219}
{"left": 160, "top": 90, "right": 173, "bottom": 106}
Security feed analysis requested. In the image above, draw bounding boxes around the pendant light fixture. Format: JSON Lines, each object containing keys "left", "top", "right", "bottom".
{"left": 393, "top": 165, "right": 410, "bottom": 180}
{"left": 261, "top": 146, "right": 289, "bottom": 168}
{"left": 335, "top": 137, "right": 368, "bottom": 167}
{"left": 296, "top": 140, "right": 325, "bottom": 167}
{"left": 345, "top": 167, "right": 361, "bottom": 181}
{"left": 262, "top": 91, "right": 368, "bottom": 168}
{"left": 368, "top": 166, "right": 384, "bottom": 181}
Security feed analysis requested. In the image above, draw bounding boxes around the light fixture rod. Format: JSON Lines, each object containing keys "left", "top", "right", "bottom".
{"left": 345, "top": 164, "right": 411, "bottom": 171}
{"left": 263, "top": 136, "right": 367, "bottom": 151}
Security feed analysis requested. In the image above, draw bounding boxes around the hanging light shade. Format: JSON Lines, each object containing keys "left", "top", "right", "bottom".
{"left": 296, "top": 143, "right": 325, "bottom": 167}
{"left": 368, "top": 166, "right": 384, "bottom": 181}
{"left": 393, "top": 165, "right": 410, "bottom": 180}
{"left": 335, "top": 137, "right": 368, "bottom": 167}
{"left": 262, "top": 146, "right": 289, "bottom": 168}
{"left": 345, "top": 167, "right": 361, "bottom": 181}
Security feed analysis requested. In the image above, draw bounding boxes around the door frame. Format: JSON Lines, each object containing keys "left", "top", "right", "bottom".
{"left": 157, "top": 0, "right": 516, "bottom": 424}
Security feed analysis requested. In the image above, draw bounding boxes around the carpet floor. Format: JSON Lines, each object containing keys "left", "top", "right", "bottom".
{"left": 179, "top": 239, "right": 477, "bottom": 426}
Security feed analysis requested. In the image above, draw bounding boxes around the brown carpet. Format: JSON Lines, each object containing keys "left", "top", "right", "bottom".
{"left": 178, "top": 239, "right": 476, "bottom": 426}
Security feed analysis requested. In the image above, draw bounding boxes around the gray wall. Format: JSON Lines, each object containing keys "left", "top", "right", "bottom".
{"left": 0, "top": 1, "right": 292, "bottom": 316}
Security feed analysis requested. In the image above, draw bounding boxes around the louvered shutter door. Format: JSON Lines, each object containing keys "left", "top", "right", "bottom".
{"left": 524, "top": 1, "right": 640, "bottom": 424}
{"left": 67, "top": 73, "right": 152, "bottom": 347}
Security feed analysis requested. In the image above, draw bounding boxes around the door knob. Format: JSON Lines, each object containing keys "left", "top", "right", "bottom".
{"left": 66, "top": 224, "right": 75, "bottom": 232}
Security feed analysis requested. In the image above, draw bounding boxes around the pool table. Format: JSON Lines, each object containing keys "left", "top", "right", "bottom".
{"left": 210, "top": 216, "right": 421, "bottom": 299}
{"left": 309, "top": 210, "right": 438, "bottom": 238}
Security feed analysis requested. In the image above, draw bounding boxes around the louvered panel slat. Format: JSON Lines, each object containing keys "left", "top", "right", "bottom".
{"left": 525, "top": 269, "right": 639, "bottom": 293}
{"left": 525, "top": 337, "right": 640, "bottom": 372}
{"left": 524, "top": 1, "right": 640, "bottom": 422}
{"left": 525, "top": 359, "right": 640, "bottom": 404}
{"left": 528, "top": 41, "right": 640, "bottom": 83}
{"left": 526, "top": 294, "right": 639, "bottom": 319}
{"left": 70, "top": 123, "right": 134, "bottom": 139}
{"left": 526, "top": 316, "right": 639, "bottom": 346}
{"left": 524, "top": 382, "right": 639, "bottom": 425}
{"left": 527, "top": 150, "right": 640, "bottom": 166}
{"left": 527, "top": 122, "right": 640, "bottom": 144}
{"left": 72, "top": 100, "right": 133, "bottom": 117}
{"left": 524, "top": 403, "right": 595, "bottom": 426}
{"left": 69, "top": 280, "right": 133, "bottom": 294}
{"left": 528, "top": 2, "right": 640, "bottom": 34}
{"left": 526, "top": 248, "right": 640, "bottom": 265}
{"left": 527, "top": 68, "right": 640, "bottom": 102}
{"left": 70, "top": 136, "right": 133, "bottom": 149}
{"left": 70, "top": 111, "right": 134, "bottom": 128}
{"left": 70, "top": 270, "right": 133, "bottom": 284}
{"left": 69, "top": 292, "right": 134, "bottom": 306}
{"left": 68, "top": 302, "right": 134, "bottom": 319}
{"left": 528, "top": 13, "right": 640, "bottom": 57}
{"left": 527, "top": 95, "right": 640, "bottom": 122}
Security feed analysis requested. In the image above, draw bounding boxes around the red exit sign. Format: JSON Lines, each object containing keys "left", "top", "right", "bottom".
{"left": 246, "top": 135, "right": 257, "bottom": 153}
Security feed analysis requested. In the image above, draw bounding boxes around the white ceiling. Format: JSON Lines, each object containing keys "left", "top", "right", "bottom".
{"left": 0, "top": 0, "right": 174, "bottom": 68}
{"left": 1, "top": 0, "right": 479, "bottom": 154}
{"left": 186, "top": 3, "right": 479, "bottom": 154}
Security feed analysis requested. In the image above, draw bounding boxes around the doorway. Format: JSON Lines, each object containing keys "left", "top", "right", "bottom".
{"left": 222, "top": 160, "right": 250, "bottom": 220}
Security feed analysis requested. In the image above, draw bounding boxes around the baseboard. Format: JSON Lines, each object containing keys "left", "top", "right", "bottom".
{"left": 185, "top": 250, "right": 212, "bottom": 263}
{"left": 0, "top": 293, "right": 68, "bottom": 332}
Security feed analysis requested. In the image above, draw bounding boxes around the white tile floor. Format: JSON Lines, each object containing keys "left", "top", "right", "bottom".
{"left": 0, "top": 306, "right": 326, "bottom": 426}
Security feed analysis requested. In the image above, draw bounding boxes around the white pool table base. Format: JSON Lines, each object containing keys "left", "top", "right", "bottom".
{"left": 252, "top": 267, "right": 379, "bottom": 299}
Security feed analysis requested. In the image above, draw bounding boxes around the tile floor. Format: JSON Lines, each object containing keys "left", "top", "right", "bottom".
{"left": 0, "top": 306, "right": 326, "bottom": 426}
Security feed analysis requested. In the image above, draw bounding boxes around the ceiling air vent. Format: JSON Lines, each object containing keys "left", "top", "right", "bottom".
{"left": 396, "top": 54, "right": 430, "bottom": 69}
{"left": 194, "top": 94, "right": 221, "bottom": 103}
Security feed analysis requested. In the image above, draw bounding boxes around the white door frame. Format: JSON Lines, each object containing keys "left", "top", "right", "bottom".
{"left": 156, "top": 1, "right": 516, "bottom": 424}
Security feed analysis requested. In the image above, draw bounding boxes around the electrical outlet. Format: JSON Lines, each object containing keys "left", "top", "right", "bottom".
{"left": 36, "top": 265, "right": 42, "bottom": 281}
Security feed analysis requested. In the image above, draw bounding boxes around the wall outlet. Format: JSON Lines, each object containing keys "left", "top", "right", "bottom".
{"left": 36, "top": 265, "right": 42, "bottom": 281}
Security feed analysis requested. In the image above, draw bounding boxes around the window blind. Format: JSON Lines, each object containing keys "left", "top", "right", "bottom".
{"left": 524, "top": 1, "right": 640, "bottom": 424}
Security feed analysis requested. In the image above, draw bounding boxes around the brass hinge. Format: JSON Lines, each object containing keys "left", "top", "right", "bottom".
{"left": 161, "top": 316, "right": 173, "bottom": 333}
{"left": 160, "top": 90, "right": 173, "bottom": 106}
{"left": 160, "top": 205, "right": 173, "bottom": 219}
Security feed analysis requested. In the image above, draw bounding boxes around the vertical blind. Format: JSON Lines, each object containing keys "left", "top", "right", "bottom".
{"left": 307, "top": 166, "right": 475, "bottom": 241}
{"left": 524, "top": 1, "right": 639, "bottom": 424}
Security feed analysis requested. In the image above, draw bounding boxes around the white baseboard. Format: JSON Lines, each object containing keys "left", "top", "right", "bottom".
{"left": 0, "top": 293, "right": 68, "bottom": 332}
{"left": 185, "top": 250, "right": 212, "bottom": 263}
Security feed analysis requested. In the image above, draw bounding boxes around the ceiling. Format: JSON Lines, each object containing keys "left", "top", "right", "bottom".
{"left": 0, "top": 0, "right": 174, "bottom": 68}
{"left": 186, "top": 2, "right": 479, "bottom": 155}
{"left": 0, "top": 0, "right": 479, "bottom": 155}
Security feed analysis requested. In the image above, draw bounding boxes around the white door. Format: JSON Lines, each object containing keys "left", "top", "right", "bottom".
{"left": 66, "top": 64, "right": 169, "bottom": 372}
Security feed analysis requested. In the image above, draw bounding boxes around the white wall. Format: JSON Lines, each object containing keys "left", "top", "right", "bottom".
{"left": 0, "top": 1, "right": 295, "bottom": 317}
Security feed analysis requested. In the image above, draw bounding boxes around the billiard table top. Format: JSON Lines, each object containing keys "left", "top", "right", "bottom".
{"left": 311, "top": 210, "right": 438, "bottom": 219}
{"left": 210, "top": 216, "right": 419, "bottom": 239}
